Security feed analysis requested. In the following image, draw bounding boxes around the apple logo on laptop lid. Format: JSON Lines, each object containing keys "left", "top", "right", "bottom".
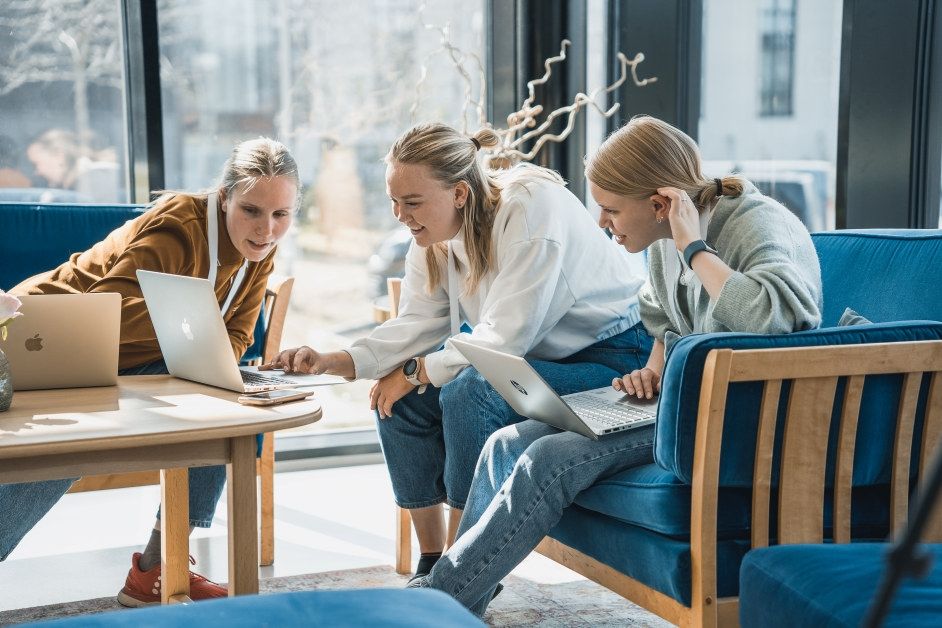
{"left": 181, "top": 318, "right": 194, "bottom": 341}
{"left": 25, "top": 333, "right": 43, "bottom": 352}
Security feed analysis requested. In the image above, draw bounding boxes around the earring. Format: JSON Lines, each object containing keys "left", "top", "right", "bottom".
{"left": 656, "top": 217, "right": 663, "bottom": 224}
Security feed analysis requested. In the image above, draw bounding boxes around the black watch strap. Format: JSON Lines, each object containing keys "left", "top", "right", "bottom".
{"left": 683, "top": 240, "right": 717, "bottom": 268}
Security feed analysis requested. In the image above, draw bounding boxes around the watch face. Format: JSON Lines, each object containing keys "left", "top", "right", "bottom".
{"left": 403, "top": 358, "right": 418, "bottom": 377}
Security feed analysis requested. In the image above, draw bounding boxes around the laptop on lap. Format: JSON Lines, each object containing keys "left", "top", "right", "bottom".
{"left": 137, "top": 270, "right": 340, "bottom": 393}
{"left": 1, "top": 293, "right": 120, "bottom": 390}
{"left": 450, "top": 338, "right": 656, "bottom": 440}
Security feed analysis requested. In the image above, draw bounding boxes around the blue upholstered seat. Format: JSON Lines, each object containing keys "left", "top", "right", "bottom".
{"left": 739, "top": 543, "right": 942, "bottom": 627}
{"left": 547, "top": 230, "right": 942, "bottom": 608}
{"left": 21, "top": 589, "right": 484, "bottom": 627}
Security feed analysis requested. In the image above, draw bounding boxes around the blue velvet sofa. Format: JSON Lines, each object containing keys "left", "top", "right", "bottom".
{"left": 22, "top": 589, "right": 484, "bottom": 627}
{"left": 537, "top": 229, "right": 942, "bottom": 627}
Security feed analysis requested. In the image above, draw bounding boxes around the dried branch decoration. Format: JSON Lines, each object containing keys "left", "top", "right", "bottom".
{"left": 494, "top": 39, "right": 657, "bottom": 164}
{"left": 411, "top": 5, "right": 657, "bottom": 167}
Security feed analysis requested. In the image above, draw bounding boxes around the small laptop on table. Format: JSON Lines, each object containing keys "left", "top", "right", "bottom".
{"left": 137, "top": 270, "right": 340, "bottom": 393}
{"left": 450, "top": 338, "right": 657, "bottom": 440}
{"left": 1, "top": 293, "right": 120, "bottom": 390}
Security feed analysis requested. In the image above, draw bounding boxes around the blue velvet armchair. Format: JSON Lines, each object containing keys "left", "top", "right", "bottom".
{"left": 536, "top": 230, "right": 942, "bottom": 627}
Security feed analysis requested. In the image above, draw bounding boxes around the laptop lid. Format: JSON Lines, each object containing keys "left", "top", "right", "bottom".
{"left": 449, "top": 338, "right": 599, "bottom": 440}
{"left": 1, "top": 293, "right": 120, "bottom": 390}
{"left": 137, "top": 270, "right": 250, "bottom": 393}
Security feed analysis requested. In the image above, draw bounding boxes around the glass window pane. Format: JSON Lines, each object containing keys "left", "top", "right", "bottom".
{"left": 157, "top": 0, "right": 485, "bottom": 433}
{"left": 0, "top": 0, "right": 129, "bottom": 203}
{"left": 699, "top": 0, "right": 841, "bottom": 232}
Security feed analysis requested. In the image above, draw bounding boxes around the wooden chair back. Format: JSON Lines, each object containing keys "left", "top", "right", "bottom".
{"left": 689, "top": 340, "right": 942, "bottom": 622}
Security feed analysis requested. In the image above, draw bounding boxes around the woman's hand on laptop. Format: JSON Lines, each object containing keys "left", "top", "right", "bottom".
{"left": 613, "top": 367, "right": 661, "bottom": 400}
{"left": 261, "top": 347, "right": 355, "bottom": 378}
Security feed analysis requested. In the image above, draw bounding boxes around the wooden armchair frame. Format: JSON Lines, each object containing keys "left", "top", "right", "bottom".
{"left": 536, "top": 340, "right": 942, "bottom": 628}
{"left": 69, "top": 275, "right": 296, "bottom": 567}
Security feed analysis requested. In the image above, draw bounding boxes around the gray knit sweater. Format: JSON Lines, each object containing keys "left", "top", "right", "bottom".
{"left": 639, "top": 181, "right": 822, "bottom": 347}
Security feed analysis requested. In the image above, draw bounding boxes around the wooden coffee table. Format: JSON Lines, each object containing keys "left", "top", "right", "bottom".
{"left": 0, "top": 375, "right": 322, "bottom": 603}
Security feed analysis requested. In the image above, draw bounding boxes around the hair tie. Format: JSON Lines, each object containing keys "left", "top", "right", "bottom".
{"left": 470, "top": 137, "right": 481, "bottom": 151}
{"left": 714, "top": 178, "right": 723, "bottom": 197}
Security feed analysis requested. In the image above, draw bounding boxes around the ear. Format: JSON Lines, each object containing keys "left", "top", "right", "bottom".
{"left": 218, "top": 188, "right": 228, "bottom": 212}
{"left": 454, "top": 181, "right": 470, "bottom": 209}
{"left": 650, "top": 194, "right": 669, "bottom": 221}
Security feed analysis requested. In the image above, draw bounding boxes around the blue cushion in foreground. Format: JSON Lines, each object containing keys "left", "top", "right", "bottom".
{"left": 24, "top": 589, "right": 484, "bottom": 627}
{"left": 740, "top": 543, "right": 942, "bottom": 627}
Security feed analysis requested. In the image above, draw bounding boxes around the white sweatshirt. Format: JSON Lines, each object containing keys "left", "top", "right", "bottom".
{"left": 347, "top": 178, "right": 645, "bottom": 387}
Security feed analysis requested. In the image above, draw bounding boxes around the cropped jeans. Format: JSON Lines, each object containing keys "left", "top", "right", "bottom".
{"left": 0, "top": 360, "right": 227, "bottom": 561}
{"left": 375, "top": 321, "right": 653, "bottom": 512}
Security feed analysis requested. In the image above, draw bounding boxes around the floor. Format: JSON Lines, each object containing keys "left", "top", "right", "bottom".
{"left": 0, "top": 460, "right": 587, "bottom": 612}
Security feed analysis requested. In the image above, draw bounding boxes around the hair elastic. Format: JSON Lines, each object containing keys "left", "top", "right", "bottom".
{"left": 470, "top": 137, "right": 481, "bottom": 150}
{"left": 714, "top": 178, "right": 723, "bottom": 197}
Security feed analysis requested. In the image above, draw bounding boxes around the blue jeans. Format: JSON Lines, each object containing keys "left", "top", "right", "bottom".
{"left": 420, "top": 419, "right": 656, "bottom": 616}
{"left": 375, "top": 322, "right": 652, "bottom": 511}
{"left": 0, "top": 360, "right": 227, "bottom": 561}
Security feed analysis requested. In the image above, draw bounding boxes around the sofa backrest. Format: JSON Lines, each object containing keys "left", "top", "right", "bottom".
{"left": 656, "top": 229, "right": 942, "bottom": 488}
{"left": 0, "top": 202, "right": 145, "bottom": 290}
{"left": 812, "top": 229, "right": 942, "bottom": 326}
{"left": 0, "top": 201, "right": 266, "bottom": 362}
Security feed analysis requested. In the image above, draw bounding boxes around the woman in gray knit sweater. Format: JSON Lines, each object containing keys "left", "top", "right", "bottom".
{"left": 408, "top": 116, "right": 823, "bottom": 616}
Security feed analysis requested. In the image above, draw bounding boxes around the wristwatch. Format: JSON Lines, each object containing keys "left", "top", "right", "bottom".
{"left": 402, "top": 357, "right": 428, "bottom": 394}
{"left": 682, "top": 239, "right": 718, "bottom": 268}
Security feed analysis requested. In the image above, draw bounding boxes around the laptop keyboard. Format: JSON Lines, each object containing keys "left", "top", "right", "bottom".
{"left": 566, "top": 393, "right": 656, "bottom": 428}
{"left": 240, "top": 370, "right": 297, "bottom": 387}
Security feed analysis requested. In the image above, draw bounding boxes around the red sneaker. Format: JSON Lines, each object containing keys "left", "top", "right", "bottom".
{"left": 117, "top": 552, "right": 228, "bottom": 607}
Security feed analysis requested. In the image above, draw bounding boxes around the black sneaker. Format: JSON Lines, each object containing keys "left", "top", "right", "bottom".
{"left": 406, "top": 552, "right": 441, "bottom": 585}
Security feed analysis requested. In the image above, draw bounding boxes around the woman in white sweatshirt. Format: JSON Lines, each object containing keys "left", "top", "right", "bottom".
{"left": 264, "top": 122, "right": 648, "bottom": 580}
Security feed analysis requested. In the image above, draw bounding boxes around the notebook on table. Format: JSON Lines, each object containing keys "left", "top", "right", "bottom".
{"left": 450, "top": 338, "right": 657, "bottom": 440}
{"left": 137, "top": 270, "right": 343, "bottom": 393}
{"left": 1, "top": 293, "right": 120, "bottom": 390}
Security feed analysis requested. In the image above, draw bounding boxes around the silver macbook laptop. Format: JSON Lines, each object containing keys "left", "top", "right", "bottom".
{"left": 137, "top": 270, "right": 341, "bottom": 393}
{"left": 451, "top": 338, "right": 657, "bottom": 440}
{"left": 1, "top": 293, "right": 120, "bottom": 390}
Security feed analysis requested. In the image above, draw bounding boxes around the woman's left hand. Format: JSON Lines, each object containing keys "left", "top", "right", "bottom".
{"left": 370, "top": 368, "right": 416, "bottom": 419}
{"left": 658, "top": 186, "right": 700, "bottom": 252}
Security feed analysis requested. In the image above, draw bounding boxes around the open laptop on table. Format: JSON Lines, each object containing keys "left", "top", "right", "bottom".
{"left": 137, "top": 270, "right": 342, "bottom": 393}
{"left": 1, "top": 293, "right": 120, "bottom": 390}
{"left": 450, "top": 338, "right": 657, "bottom": 440}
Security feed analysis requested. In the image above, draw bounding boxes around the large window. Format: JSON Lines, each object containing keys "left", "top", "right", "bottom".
{"left": 157, "top": 0, "right": 486, "bottom": 433}
{"left": 0, "top": 0, "right": 129, "bottom": 203}
{"left": 699, "top": 0, "right": 841, "bottom": 233}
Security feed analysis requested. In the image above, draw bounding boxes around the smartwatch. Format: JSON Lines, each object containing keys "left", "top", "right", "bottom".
{"left": 683, "top": 239, "right": 718, "bottom": 268}
{"left": 402, "top": 357, "right": 427, "bottom": 394}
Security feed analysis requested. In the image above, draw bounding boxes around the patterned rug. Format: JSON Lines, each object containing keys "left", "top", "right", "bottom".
{"left": 0, "top": 565, "right": 671, "bottom": 626}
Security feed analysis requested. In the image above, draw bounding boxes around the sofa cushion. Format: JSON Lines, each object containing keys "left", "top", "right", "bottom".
{"left": 24, "top": 589, "right": 484, "bottom": 627}
{"left": 739, "top": 543, "right": 942, "bottom": 628}
{"left": 549, "top": 503, "right": 752, "bottom": 605}
{"left": 655, "top": 321, "right": 942, "bottom": 487}
{"left": 812, "top": 230, "right": 942, "bottom": 327}
{"left": 574, "top": 463, "right": 891, "bottom": 540}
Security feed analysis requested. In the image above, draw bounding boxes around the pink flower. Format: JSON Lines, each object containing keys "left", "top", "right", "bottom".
{"left": 0, "top": 290, "right": 23, "bottom": 328}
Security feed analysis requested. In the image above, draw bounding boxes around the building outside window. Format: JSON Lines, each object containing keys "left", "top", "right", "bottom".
{"left": 759, "top": 0, "right": 796, "bottom": 118}
{"left": 700, "top": 0, "right": 840, "bottom": 233}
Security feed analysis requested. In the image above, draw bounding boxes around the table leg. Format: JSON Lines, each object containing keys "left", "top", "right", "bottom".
{"left": 227, "top": 435, "right": 259, "bottom": 595}
{"left": 160, "top": 467, "right": 191, "bottom": 604}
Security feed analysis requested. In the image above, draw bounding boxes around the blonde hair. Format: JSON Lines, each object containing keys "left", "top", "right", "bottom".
{"left": 386, "top": 123, "right": 562, "bottom": 295}
{"left": 586, "top": 115, "right": 744, "bottom": 208}
{"left": 154, "top": 137, "right": 300, "bottom": 208}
